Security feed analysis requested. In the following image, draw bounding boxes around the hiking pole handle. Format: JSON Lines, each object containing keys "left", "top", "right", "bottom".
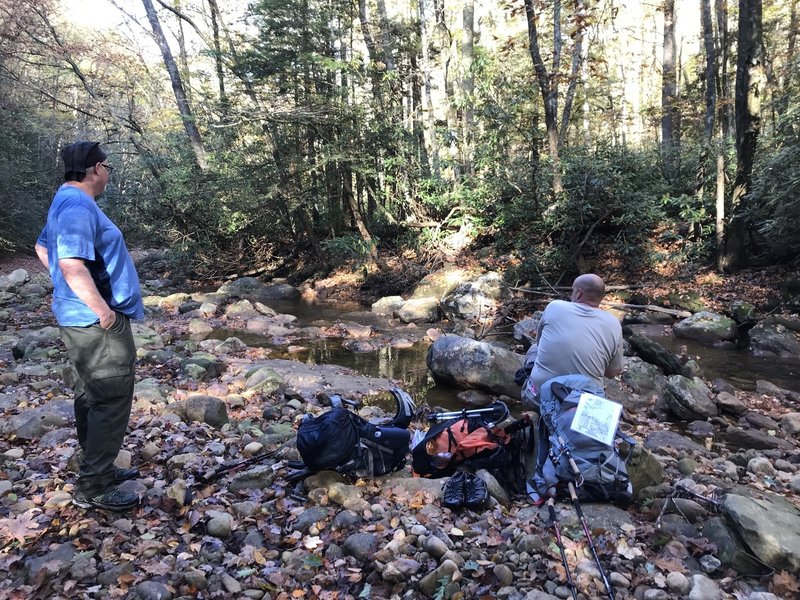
{"left": 558, "top": 437, "right": 584, "bottom": 486}
{"left": 547, "top": 496, "right": 557, "bottom": 520}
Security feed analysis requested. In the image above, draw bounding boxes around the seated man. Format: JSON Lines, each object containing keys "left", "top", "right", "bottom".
{"left": 522, "top": 274, "right": 625, "bottom": 504}
{"left": 526, "top": 273, "right": 623, "bottom": 400}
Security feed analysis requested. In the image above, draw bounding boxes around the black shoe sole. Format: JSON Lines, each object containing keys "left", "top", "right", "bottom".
{"left": 72, "top": 498, "right": 139, "bottom": 511}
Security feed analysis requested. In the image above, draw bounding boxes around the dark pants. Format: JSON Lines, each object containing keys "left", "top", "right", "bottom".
{"left": 60, "top": 313, "right": 135, "bottom": 495}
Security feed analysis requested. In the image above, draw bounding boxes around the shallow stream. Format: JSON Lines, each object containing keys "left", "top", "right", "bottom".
{"left": 212, "top": 298, "right": 800, "bottom": 407}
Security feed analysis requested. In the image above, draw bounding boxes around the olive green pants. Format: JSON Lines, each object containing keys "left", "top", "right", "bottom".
{"left": 60, "top": 313, "right": 135, "bottom": 495}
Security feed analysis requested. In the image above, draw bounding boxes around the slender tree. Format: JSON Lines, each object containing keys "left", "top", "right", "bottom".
{"left": 461, "top": 0, "right": 475, "bottom": 176}
{"left": 719, "top": 0, "right": 763, "bottom": 271}
{"left": 523, "top": 0, "right": 564, "bottom": 196}
{"left": 141, "top": 0, "right": 208, "bottom": 171}
{"left": 661, "top": 0, "right": 679, "bottom": 180}
{"left": 696, "top": 0, "right": 717, "bottom": 243}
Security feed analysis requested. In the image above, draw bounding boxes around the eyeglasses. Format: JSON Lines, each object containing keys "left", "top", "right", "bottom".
{"left": 100, "top": 163, "right": 114, "bottom": 174}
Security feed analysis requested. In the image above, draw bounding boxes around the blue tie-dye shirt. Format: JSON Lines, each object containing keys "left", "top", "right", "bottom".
{"left": 37, "top": 184, "right": 144, "bottom": 326}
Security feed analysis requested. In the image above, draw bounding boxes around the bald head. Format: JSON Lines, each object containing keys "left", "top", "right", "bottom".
{"left": 571, "top": 273, "right": 605, "bottom": 306}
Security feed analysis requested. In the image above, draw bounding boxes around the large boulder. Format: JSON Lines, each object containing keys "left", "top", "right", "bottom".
{"left": 371, "top": 296, "right": 404, "bottom": 316}
{"left": 131, "top": 323, "right": 164, "bottom": 349}
{"left": 673, "top": 311, "right": 737, "bottom": 345}
{"left": 180, "top": 352, "right": 226, "bottom": 379}
{"left": 8, "top": 268, "right": 30, "bottom": 286}
{"left": 225, "top": 299, "right": 262, "bottom": 319}
{"left": 217, "top": 277, "right": 267, "bottom": 297}
{"left": 620, "top": 357, "right": 667, "bottom": 408}
{"left": 513, "top": 314, "right": 542, "bottom": 347}
{"left": 253, "top": 283, "right": 301, "bottom": 302}
{"left": 724, "top": 426, "right": 793, "bottom": 451}
{"left": 644, "top": 430, "right": 706, "bottom": 453}
{"left": 217, "top": 277, "right": 300, "bottom": 302}
{"left": 748, "top": 317, "right": 800, "bottom": 358}
{"left": 426, "top": 334, "right": 523, "bottom": 399}
{"left": 440, "top": 272, "right": 506, "bottom": 321}
{"left": 656, "top": 291, "right": 707, "bottom": 313}
{"left": 397, "top": 298, "right": 440, "bottom": 323}
{"left": 1, "top": 399, "right": 74, "bottom": 438}
{"left": 722, "top": 493, "right": 800, "bottom": 572}
{"left": 411, "top": 267, "right": 475, "bottom": 300}
{"left": 664, "top": 375, "right": 718, "bottom": 420}
{"left": 625, "top": 445, "right": 664, "bottom": 500}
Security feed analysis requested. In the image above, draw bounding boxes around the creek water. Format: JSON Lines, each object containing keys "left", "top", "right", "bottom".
{"left": 646, "top": 335, "right": 800, "bottom": 392}
{"left": 210, "top": 298, "right": 800, "bottom": 408}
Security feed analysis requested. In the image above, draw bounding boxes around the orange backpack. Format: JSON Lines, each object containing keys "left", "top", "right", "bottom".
{"left": 413, "top": 417, "right": 510, "bottom": 477}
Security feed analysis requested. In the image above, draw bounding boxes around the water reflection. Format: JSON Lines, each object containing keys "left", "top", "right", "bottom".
{"left": 207, "top": 327, "right": 465, "bottom": 410}
{"left": 648, "top": 336, "right": 800, "bottom": 391}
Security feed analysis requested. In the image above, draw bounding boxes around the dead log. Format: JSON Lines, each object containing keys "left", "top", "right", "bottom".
{"left": 602, "top": 302, "right": 691, "bottom": 318}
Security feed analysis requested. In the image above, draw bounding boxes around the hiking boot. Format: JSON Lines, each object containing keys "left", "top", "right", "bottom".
{"left": 72, "top": 486, "right": 140, "bottom": 511}
{"left": 114, "top": 467, "right": 140, "bottom": 483}
{"left": 464, "top": 473, "right": 489, "bottom": 510}
{"left": 442, "top": 471, "right": 467, "bottom": 510}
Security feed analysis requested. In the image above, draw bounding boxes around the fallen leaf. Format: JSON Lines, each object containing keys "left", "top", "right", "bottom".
{"left": 770, "top": 571, "right": 800, "bottom": 597}
{"left": 0, "top": 510, "right": 44, "bottom": 545}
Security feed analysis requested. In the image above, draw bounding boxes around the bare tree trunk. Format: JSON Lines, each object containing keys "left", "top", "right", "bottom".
{"left": 715, "top": 150, "right": 726, "bottom": 270}
{"left": 174, "top": 0, "right": 189, "bottom": 101}
{"left": 695, "top": 0, "right": 717, "bottom": 241}
{"left": 344, "top": 170, "right": 388, "bottom": 271}
{"left": 375, "top": 0, "right": 395, "bottom": 74}
{"left": 774, "top": 0, "right": 798, "bottom": 132}
{"left": 357, "top": 0, "right": 384, "bottom": 105}
{"left": 206, "top": 0, "right": 227, "bottom": 112}
{"left": 410, "top": 48, "right": 430, "bottom": 176}
{"left": 524, "top": 0, "right": 563, "bottom": 196}
{"left": 661, "top": 0, "right": 678, "bottom": 180}
{"left": 461, "top": 0, "right": 475, "bottom": 176}
{"left": 141, "top": 0, "right": 207, "bottom": 171}
{"left": 715, "top": 0, "right": 732, "bottom": 138}
{"left": 294, "top": 207, "right": 326, "bottom": 266}
{"left": 559, "top": 0, "right": 588, "bottom": 148}
{"left": 417, "top": 0, "right": 440, "bottom": 176}
{"left": 719, "top": 0, "right": 763, "bottom": 271}
{"left": 581, "top": 33, "right": 591, "bottom": 146}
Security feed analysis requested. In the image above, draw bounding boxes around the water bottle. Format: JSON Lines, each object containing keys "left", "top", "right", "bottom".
{"left": 431, "top": 452, "right": 452, "bottom": 469}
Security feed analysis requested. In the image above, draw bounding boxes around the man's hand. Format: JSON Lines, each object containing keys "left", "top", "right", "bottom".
{"left": 99, "top": 310, "right": 117, "bottom": 330}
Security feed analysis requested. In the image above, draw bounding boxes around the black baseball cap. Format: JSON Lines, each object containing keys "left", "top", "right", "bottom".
{"left": 61, "top": 141, "right": 107, "bottom": 181}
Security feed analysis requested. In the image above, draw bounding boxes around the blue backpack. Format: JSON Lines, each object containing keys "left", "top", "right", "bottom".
{"left": 529, "top": 374, "right": 634, "bottom": 506}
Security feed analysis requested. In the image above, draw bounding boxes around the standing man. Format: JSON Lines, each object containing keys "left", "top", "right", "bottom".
{"left": 529, "top": 273, "right": 623, "bottom": 394}
{"left": 35, "top": 141, "right": 143, "bottom": 511}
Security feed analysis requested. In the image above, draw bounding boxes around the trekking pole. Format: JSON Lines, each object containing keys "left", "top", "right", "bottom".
{"left": 547, "top": 498, "right": 578, "bottom": 600}
{"left": 567, "top": 482, "right": 616, "bottom": 600}
{"left": 197, "top": 441, "right": 291, "bottom": 484}
{"left": 428, "top": 401, "right": 509, "bottom": 424}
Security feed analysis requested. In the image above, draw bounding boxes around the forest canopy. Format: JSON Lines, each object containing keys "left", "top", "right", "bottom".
{"left": 1, "top": 0, "right": 797, "bottom": 282}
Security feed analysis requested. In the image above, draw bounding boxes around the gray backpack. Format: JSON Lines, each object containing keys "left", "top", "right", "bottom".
{"left": 530, "top": 374, "right": 634, "bottom": 506}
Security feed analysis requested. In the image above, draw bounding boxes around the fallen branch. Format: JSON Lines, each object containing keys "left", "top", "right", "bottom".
{"left": 601, "top": 302, "right": 691, "bottom": 318}
{"left": 513, "top": 284, "right": 648, "bottom": 292}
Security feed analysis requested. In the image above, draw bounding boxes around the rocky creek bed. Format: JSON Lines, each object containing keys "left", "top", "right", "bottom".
{"left": 0, "top": 265, "right": 799, "bottom": 600}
